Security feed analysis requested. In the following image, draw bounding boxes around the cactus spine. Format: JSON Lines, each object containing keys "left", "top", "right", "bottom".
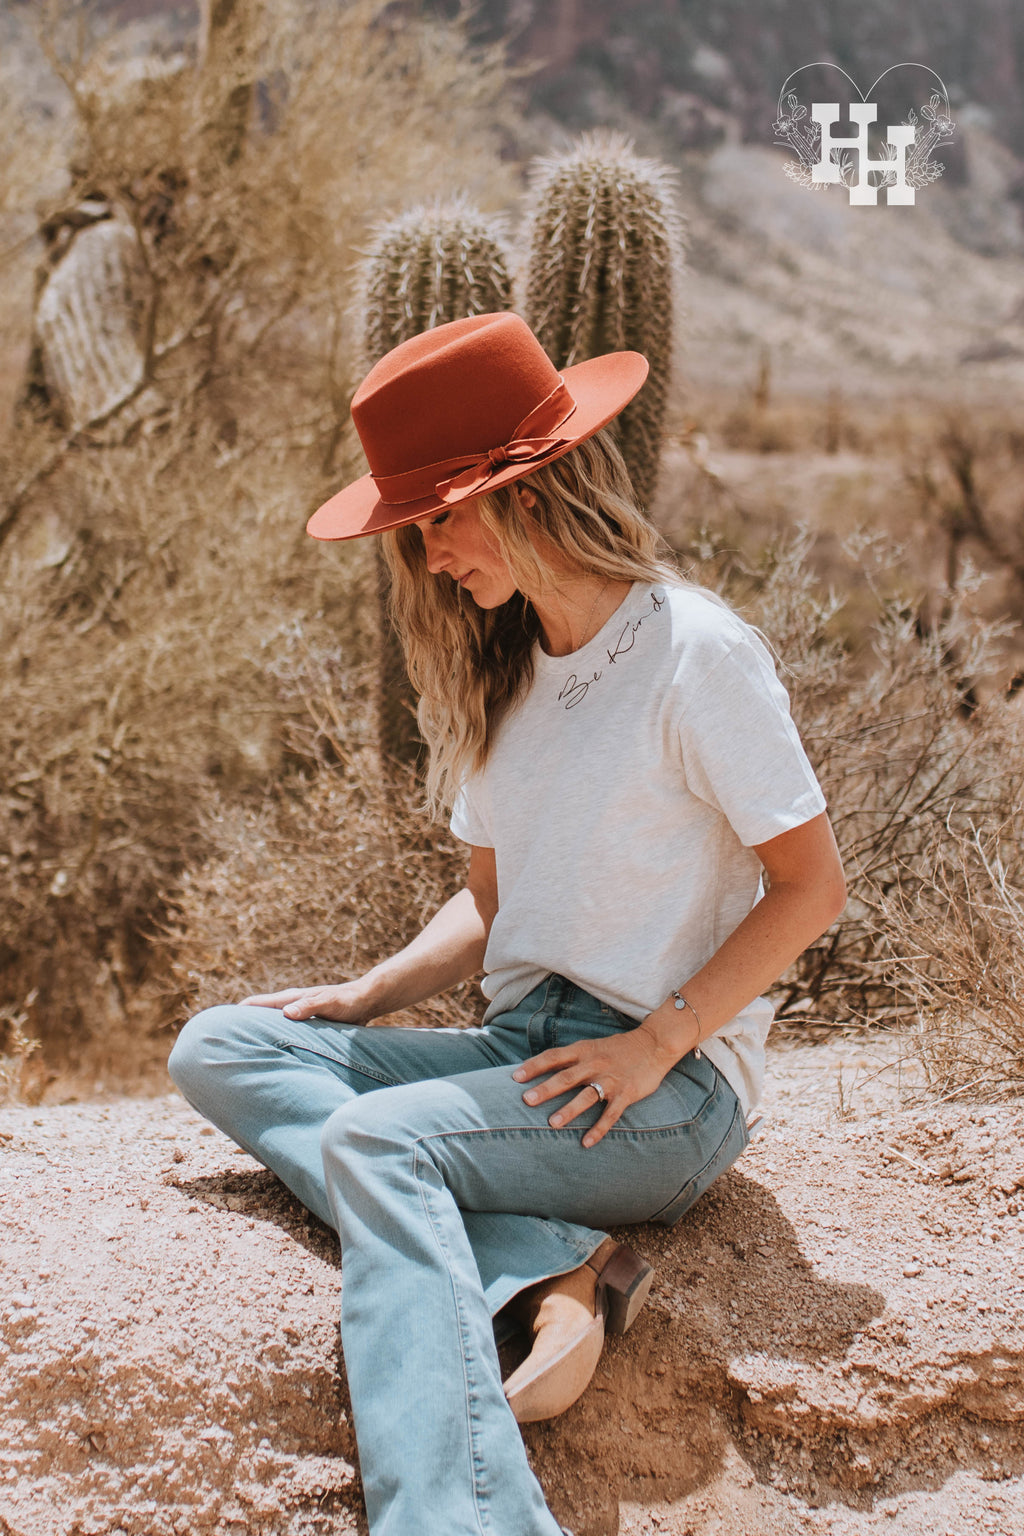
{"left": 358, "top": 199, "right": 514, "bottom": 768}
{"left": 522, "top": 130, "right": 683, "bottom": 507}
{"left": 361, "top": 198, "right": 514, "bottom": 362}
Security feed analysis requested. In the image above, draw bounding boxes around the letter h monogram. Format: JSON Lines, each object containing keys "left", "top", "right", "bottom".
{"left": 811, "top": 103, "right": 916, "bottom": 205}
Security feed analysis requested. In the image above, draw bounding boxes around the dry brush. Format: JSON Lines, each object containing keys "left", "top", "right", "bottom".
{"left": 0, "top": 0, "right": 515, "bottom": 1077}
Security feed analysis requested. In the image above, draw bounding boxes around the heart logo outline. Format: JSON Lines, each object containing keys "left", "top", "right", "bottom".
{"left": 773, "top": 60, "right": 956, "bottom": 201}
{"left": 777, "top": 62, "right": 952, "bottom": 118}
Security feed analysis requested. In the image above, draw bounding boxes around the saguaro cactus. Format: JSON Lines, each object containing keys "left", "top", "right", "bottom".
{"left": 357, "top": 199, "right": 513, "bottom": 768}
{"left": 361, "top": 198, "right": 513, "bottom": 363}
{"left": 521, "top": 130, "right": 683, "bottom": 507}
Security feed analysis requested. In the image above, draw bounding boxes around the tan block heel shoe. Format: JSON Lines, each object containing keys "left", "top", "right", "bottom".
{"left": 503, "top": 1239, "right": 654, "bottom": 1423}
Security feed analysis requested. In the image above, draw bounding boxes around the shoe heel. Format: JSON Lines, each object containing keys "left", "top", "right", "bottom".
{"left": 596, "top": 1244, "right": 654, "bottom": 1336}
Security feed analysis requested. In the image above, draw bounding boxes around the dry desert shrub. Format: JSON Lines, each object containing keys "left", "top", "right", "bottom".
{"left": 11, "top": 0, "right": 518, "bottom": 455}
{"left": 164, "top": 764, "right": 476, "bottom": 1029}
{"left": 0, "top": 994, "right": 42, "bottom": 1107}
{"left": 730, "top": 531, "right": 1024, "bottom": 1090}
{"left": 161, "top": 643, "right": 477, "bottom": 1029}
{"left": 0, "top": 0, "right": 515, "bottom": 1074}
{"left": 907, "top": 412, "right": 1024, "bottom": 687}
{"left": 879, "top": 820, "right": 1024, "bottom": 1100}
{"left": 0, "top": 417, "right": 373, "bottom": 1070}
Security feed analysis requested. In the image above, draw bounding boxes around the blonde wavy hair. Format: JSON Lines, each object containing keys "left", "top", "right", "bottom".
{"left": 382, "top": 428, "right": 687, "bottom": 817}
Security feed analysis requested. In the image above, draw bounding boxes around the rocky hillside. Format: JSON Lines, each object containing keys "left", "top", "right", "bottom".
{"left": 460, "top": 0, "right": 1024, "bottom": 168}
{"left": 79, "top": 0, "right": 1024, "bottom": 172}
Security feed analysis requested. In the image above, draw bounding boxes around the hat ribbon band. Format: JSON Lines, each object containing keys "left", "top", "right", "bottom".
{"left": 434, "top": 430, "right": 577, "bottom": 503}
{"left": 371, "top": 378, "right": 578, "bottom": 507}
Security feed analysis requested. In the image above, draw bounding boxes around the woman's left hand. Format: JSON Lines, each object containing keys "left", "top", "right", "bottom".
{"left": 511, "top": 1024, "right": 673, "bottom": 1149}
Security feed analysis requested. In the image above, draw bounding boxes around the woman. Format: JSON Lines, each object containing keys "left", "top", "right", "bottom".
{"left": 169, "top": 312, "right": 845, "bottom": 1536}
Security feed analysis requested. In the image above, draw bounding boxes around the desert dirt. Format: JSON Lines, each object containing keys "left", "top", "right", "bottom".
{"left": 2, "top": 1029, "right": 1023, "bottom": 1536}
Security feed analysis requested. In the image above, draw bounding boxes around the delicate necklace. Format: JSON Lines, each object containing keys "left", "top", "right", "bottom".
{"left": 574, "top": 578, "right": 611, "bottom": 651}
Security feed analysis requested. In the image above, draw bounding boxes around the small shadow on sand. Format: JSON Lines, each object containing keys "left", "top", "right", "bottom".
{"left": 172, "top": 1166, "right": 340, "bottom": 1264}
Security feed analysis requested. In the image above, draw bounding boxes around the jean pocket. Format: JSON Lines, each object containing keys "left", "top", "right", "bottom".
{"left": 647, "top": 1088, "right": 749, "bottom": 1228}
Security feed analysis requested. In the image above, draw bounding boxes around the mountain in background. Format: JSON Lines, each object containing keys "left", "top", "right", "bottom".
{"left": 33, "top": 0, "right": 1024, "bottom": 184}
{"left": 443, "top": 0, "right": 1024, "bottom": 175}
{"left": 52, "top": 0, "right": 1024, "bottom": 163}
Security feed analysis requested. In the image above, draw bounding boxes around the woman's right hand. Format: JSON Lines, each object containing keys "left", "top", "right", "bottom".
{"left": 241, "top": 980, "right": 380, "bottom": 1025}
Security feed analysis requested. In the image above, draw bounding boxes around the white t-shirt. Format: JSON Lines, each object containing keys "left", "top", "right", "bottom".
{"left": 449, "top": 581, "right": 827, "bottom": 1114}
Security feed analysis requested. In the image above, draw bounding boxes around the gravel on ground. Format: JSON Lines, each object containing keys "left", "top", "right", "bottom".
{"left": 1, "top": 1029, "right": 1022, "bottom": 1536}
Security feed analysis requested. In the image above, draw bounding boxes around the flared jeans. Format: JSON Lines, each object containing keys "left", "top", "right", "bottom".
{"left": 168, "top": 974, "right": 749, "bottom": 1536}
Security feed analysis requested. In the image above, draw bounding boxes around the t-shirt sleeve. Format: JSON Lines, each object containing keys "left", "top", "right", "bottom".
{"left": 676, "top": 632, "right": 826, "bottom": 847}
{"left": 450, "top": 773, "right": 494, "bottom": 848}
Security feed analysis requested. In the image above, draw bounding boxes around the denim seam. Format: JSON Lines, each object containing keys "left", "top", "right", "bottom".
{"left": 414, "top": 1147, "right": 492, "bottom": 1535}
{"left": 408, "top": 1105, "right": 721, "bottom": 1173}
{"left": 532, "top": 1227, "right": 597, "bottom": 1264}
{"left": 272, "top": 1040, "right": 397, "bottom": 1089}
{"left": 417, "top": 1118, "right": 706, "bottom": 1142}
{"left": 646, "top": 1095, "right": 747, "bottom": 1223}
{"left": 411, "top": 1108, "right": 717, "bottom": 1150}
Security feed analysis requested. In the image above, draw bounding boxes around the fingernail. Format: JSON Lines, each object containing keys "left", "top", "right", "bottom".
{"left": 512, "top": 1070, "right": 525, "bottom": 1081}
{"left": 582, "top": 1136, "right": 595, "bottom": 1148}
{"left": 523, "top": 1091, "right": 537, "bottom": 1104}
{"left": 549, "top": 1115, "right": 562, "bottom": 1127}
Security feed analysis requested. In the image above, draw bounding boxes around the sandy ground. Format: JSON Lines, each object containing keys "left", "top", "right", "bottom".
{"left": 2, "top": 1030, "right": 1023, "bottom": 1536}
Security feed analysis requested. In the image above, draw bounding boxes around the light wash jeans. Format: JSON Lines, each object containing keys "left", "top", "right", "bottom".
{"left": 168, "top": 974, "right": 748, "bottom": 1536}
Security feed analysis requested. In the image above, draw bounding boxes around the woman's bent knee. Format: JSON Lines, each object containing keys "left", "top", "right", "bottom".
{"left": 167, "top": 1004, "right": 277, "bottom": 1101}
{"left": 319, "top": 1099, "right": 360, "bottom": 1165}
{"left": 319, "top": 1094, "right": 409, "bottom": 1174}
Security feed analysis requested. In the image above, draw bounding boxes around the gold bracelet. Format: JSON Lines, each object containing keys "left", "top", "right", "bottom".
{"left": 671, "top": 990, "right": 704, "bottom": 1059}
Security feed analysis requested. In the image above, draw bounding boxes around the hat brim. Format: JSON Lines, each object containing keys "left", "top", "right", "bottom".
{"left": 306, "top": 350, "right": 650, "bottom": 541}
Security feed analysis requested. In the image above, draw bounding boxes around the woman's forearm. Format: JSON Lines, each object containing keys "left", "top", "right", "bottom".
{"left": 638, "top": 871, "right": 845, "bottom": 1069}
{"left": 359, "top": 884, "right": 494, "bottom": 1018}
{"left": 639, "top": 812, "right": 846, "bottom": 1068}
{"left": 244, "top": 846, "right": 499, "bottom": 1025}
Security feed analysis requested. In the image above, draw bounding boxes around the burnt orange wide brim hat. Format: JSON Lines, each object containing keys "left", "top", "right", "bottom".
{"left": 307, "top": 312, "right": 649, "bottom": 541}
